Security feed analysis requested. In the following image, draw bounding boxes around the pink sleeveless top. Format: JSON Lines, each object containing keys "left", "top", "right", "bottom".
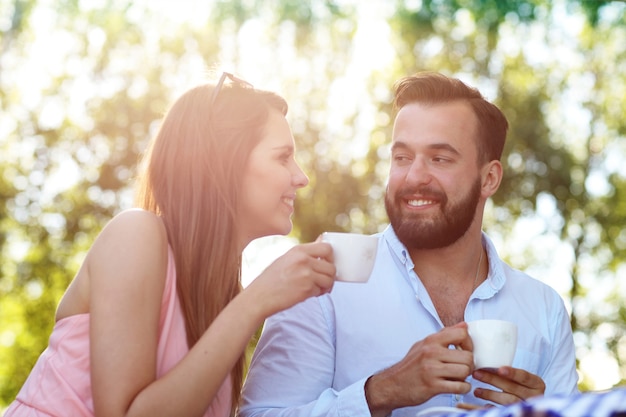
{"left": 5, "top": 247, "right": 232, "bottom": 417}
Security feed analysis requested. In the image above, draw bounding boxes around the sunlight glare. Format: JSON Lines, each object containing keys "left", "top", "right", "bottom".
{"left": 327, "top": 1, "right": 394, "bottom": 161}
{"left": 242, "top": 236, "right": 298, "bottom": 288}
{"left": 580, "top": 350, "right": 621, "bottom": 390}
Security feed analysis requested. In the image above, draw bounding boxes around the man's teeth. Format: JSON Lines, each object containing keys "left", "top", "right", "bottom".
{"left": 408, "top": 199, "right": 434, "bottom": 207}
{"left": 282, "top": 198, "right": 294, "bottom": 207}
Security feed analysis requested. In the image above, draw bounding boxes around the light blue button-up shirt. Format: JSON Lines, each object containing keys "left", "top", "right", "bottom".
{"left": 240, "top": 226, "right": 578, "bottom": 417}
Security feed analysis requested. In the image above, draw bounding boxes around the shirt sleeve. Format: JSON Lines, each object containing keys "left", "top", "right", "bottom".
{"left": 239, "top": 296, "right": 373, "bottom": 417}
{"left": 541, "top": 290, "right": 580, "bottom": 395}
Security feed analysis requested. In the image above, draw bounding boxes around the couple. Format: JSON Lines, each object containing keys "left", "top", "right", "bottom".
{"left": 6, "top": 71, "right": 579, "bottom": 417}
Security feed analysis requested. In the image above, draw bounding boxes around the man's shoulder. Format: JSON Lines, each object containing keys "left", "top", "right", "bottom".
{"left": 496, "top": 262, "right": 568, "bottom": 313}
{"left": 482, "top": 233, "right": 562, "bottom": 296}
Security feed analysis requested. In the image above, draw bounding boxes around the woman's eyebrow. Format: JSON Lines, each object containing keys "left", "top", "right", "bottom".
{"left": 271, "top": 145, "right": 294, "bottom": 152}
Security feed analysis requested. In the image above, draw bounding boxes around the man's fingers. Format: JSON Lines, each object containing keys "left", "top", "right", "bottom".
{"left": 496, "top": 367, "right": 546, "bottom": 391}
{"left": 473, "top": 367, "right": 546, "bottom": 403}
{"left": 474, "top": 387, "right": 521, "bottom": 405}
{"left": 431, "top": 323, "right": 473, "bottom": 350}
{"left": 456, "top": 334, "right": 474, "bottom": 353}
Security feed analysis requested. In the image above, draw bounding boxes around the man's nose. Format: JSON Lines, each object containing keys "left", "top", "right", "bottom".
{"left": 404, "top": 158, "right": 433, "bottom": 186}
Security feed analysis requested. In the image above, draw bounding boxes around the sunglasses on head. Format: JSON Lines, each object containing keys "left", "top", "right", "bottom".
{"left": 210, "top": 72, "right": 254, "bottom": 107}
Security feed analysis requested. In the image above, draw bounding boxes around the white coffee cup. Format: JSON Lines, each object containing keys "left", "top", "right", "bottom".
{"left": 467, "top": 319, "right": 518, "bottom": 370}
{"left": 321, "top": 232, "right": 378, "bottom": 283}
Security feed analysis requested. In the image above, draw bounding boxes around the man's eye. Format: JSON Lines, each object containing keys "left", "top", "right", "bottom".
{"left": 393, "top": 155, "right": 411, "bottom": 162}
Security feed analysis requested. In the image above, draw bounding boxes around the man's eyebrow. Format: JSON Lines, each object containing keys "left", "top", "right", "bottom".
{"left": 390, "top": 141, "right": 410, "bottom": 152}
{"left": 391, "top": 141, "right": 461, "bottom": 156}
{"left": 428, "top": 143, "right": 461, "bottom": 156}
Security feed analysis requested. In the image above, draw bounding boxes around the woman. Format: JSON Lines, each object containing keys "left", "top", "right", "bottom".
{"left": 5, "top": 73, "right": 336, "bottom": 416}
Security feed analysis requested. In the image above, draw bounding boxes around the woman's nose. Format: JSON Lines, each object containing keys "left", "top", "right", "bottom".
{"left": 293, "top": 163, "right": 309, "bottom": 188}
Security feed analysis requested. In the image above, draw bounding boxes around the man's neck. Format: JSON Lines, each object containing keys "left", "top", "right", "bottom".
{"left": 408, "top": 233, "right": 486, "bottom": 326}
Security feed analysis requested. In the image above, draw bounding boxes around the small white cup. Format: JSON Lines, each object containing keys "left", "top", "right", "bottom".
{"left": 468, "top": 319, "right": 518, "bottom": 370}
{"left": 321, "top": 232, "right": 378, "bottom": 283}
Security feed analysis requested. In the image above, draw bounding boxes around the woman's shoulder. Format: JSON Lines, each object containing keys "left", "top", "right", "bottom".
{"left": 88, "top": 209, "right": 168, "bottom": 268}
{"left": 109, "top": 208, "right": 164, "bottom": 228}
{"left": 56, "top": 210, "right": 168, "bottom": 320}
{"left": 84, "top": 209, "right": 169, "bottom": 300}
{"left": 99, "top": 208, "right": 166, "bottom": 241}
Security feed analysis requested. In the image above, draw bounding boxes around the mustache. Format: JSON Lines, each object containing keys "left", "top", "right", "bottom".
{"left": 395, "top": 185, "right": 445, "bottom": 201}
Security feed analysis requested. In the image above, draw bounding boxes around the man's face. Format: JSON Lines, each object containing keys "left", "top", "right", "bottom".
{"left": 385, "top": 101, "right": 483, "bottom": 249}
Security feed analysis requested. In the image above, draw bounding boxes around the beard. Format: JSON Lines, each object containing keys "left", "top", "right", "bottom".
{"left": 385, "top": 178, "right": 481, "bottom": 250}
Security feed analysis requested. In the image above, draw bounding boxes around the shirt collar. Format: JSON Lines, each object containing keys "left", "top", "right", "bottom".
{"left": 476, "top": 233, "right": 506, "bottom": 296}
{"left": 382, "top": 225, "right": 414, "bottom": 270}
{"left": 381, "top": 225, "right": 507, "bottom": 297}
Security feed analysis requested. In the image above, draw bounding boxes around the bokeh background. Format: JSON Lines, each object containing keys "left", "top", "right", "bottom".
{"left": 1, "top": 0, "right": 625, "bottom": 410}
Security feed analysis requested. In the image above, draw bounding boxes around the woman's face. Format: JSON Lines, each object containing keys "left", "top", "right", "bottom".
{"left": 238, "top": 109, "right": 309, "bottom": 246}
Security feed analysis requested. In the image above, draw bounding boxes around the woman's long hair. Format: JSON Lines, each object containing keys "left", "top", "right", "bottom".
{"left": 134, "top": 80, "right": 288, "bottom": 413}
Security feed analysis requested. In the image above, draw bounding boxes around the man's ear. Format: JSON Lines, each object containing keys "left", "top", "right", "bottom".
{"left": 481, "top": 160, "right": 503, "bottom": 198}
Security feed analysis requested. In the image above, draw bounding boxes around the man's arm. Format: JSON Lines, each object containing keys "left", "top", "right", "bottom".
{"left": 240, "top": 296, "right": 373, "bottom": 417}
{"left": 364, "top": 323, "right": 475, "bottom": 416}
{"left": 540, "top": 295, "right": 579, "bottom": 395}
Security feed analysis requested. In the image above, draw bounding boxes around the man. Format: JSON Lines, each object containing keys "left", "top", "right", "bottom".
{"left": 239, "top": 72, "right": 578, "bottom": 416}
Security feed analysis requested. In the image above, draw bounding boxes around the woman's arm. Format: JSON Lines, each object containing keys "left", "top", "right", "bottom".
{"left": 86, "top": 209, "right": 335, "bottom": 417}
